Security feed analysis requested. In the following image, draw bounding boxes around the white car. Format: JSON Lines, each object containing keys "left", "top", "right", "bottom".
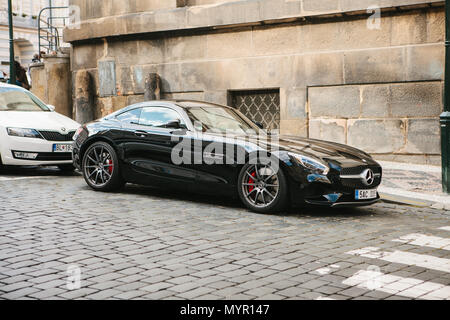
{"left": 0, "top": 83, "right": 80, "bottom": 171}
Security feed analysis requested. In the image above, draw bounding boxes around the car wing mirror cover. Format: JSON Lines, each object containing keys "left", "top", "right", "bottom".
{"left": 253, "top": 121, "right": 264, "bottom": 129}
{"left": 165, "top": 120, "right": 184, "bottom": 129}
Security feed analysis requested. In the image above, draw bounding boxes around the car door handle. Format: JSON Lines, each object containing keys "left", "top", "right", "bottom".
{"left": 134, "top": 130, "right": 148, "bottom": 137}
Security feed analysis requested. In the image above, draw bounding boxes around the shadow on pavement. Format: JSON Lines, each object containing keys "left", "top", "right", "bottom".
{"left": 1, "top": 167, "right": 376, "bottom": 219}
{"left": 119, "top": 183, "right": 375, "bottom": 218}
{"left": 0, "top": 166, "right": 81, "bottom": 177}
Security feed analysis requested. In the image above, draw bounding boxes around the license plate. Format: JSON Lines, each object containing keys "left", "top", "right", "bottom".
{"left": 355, "top": 189, "right": 377, "bottom": 200}
{"left": 53, "top": 143, "right": 73, "bottom": 153}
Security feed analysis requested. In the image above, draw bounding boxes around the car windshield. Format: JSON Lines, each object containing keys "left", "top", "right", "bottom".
{"left": 185, "top": 105, "right": 260, "bottom": 134}
{"left": 0, "top": 87, "right": 49, "bottom": 112}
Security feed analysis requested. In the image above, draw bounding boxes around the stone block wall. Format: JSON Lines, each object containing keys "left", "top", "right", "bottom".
{"left": 309, "top": 82, "right": 442, "bottom": 164}
{"left": 30, "top": 54, "right": 73, "bottom": 118}
{"left": 64, "top": 0, "right": 445, "bottom": 164}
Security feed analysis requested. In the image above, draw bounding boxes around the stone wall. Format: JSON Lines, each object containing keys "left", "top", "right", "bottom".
{"left": 309, "top": 82, "right": 442, "bottom": 163}
{"left": 68, "top": 0, "right": 180, "bottom": 20}
{"left": 30, "top": 54, "right": 73, "bottom": 118}
{"left": 185, "top": 0, "right": 238, "bottom": 6}
{"left": 65, "top": 1, "right": 445, "bottom": 164}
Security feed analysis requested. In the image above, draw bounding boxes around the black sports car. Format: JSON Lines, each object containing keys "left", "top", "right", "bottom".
{"left": 72, "top": 100, "right": 382, "bottom": 213}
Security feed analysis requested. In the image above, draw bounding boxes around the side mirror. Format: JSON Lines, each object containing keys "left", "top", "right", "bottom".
{"left": 47, "top": 105, "right": 56, "bottom": 112}
{"left": 253, "top": 121, "right": 264, "bottom": 129}
{"left": 165, "top": 119, "right": 184, "bottom": 129}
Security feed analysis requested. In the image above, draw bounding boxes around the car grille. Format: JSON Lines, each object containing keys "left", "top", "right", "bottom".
{"left": 340, "top": 165, "right": 382, "bottom": 190}
{"left": 38, "top": 131, "right": 75, "bottom": 142}
{"left": 341, "top": 166, "right": 382, "bottom": 175}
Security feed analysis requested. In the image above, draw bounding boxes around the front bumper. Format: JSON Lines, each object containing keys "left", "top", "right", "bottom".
{"left": 72, "top": 144, "right": 82, "bottom": 170}
{"left": 304, "top": 195, "right": 381, "bottom": 208}
{"left": 287, "top": 169, "right": 382, "bottom": 208}
{"left": 0, "top": 135, "right": 73, "bottom": 166}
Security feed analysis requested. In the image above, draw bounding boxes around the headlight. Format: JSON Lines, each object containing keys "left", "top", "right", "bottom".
{"left": 289, "top": 153, "right": 329, "bottom": 175}
{"left": 7, "top": 128, "right": 42, "bottom": 139}
{"left": 73, "top": 126, "right": 84, "bottom": 141}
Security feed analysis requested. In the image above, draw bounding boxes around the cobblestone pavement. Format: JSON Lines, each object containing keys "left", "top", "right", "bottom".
{"left": 382, "top": 169, "right": 442, "bottom": 195}
{"left": 1, "top": 167, "right": 450, "bottom": 300}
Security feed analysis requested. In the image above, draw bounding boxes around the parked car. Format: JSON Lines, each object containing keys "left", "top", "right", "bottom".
{"left": 73, "top": 100, "right": 382, "bottom": 213}
{"left": 0, "top": 83, "right": 80, "bottom": 171}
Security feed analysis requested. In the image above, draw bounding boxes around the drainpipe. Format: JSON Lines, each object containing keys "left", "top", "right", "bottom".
{"left": 441, "top": 0, "right": 450, "bottom": 193}
{"left": 8, "top": 0, "right": 16, "bottom": 85}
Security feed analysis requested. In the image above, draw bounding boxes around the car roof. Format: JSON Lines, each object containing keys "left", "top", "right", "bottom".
{"left": 105, "top": 99, "right": 232, "bottom": 120}
{"left": 173, "top": 100, "right": 228, "bottom": 109}
{"left": 133, "top": 99, "right": 228, "bottom": 109}
{"left": 0, "top": 82, "right": 25, "bottom": 90}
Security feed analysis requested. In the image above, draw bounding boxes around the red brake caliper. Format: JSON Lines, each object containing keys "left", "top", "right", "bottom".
{"left": 107, "top": 159, "right": 113, "bottom": 174}
{"left": 248, "top": 171, "right": 256, "bottom": 193}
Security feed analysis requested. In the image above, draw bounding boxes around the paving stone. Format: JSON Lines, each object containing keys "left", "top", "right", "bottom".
{"left": 57, "top": 288, "right": 98, "bottom": 299}
{"left": 1, "top": 172, "right": 450, "bottom": 301}
{"left": 177, "top": 287, "right": 214, "bottom": 299}
{"left": 113, "top": 290, "right": 147, "bottom": 299}
{"left": 142, "top": 290, "right": 178, "bottom": 300}
{"left": 298, "top": 279, "right": 329, "bottom": 290}
{"left": 166, "top": 275, "right": 198, "bottom": 285}
{"left": 85, "top": 289, "right": 123, "bottom": 300}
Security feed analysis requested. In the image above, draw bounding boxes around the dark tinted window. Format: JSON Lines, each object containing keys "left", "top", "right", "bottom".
{"left": 139, "top": 107, "right": 184, "bottom": 128}
{"left": 116, "top": 108, "right": 141, "bottom": 124}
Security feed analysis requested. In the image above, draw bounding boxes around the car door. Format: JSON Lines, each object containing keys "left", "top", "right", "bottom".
{"left": 123, "top": 106, "right": 197, "bottom": 186}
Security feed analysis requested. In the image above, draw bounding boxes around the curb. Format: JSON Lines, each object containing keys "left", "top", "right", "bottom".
{"left": 379, "top": 191, "right": 450, "bottom": 211}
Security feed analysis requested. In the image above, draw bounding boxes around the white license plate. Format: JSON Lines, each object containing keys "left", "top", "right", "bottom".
{"left": 53, "top": 143, "right": 73, "bottom": 153}
{"left": 355, "top": 189, "right": 378, "bottom": 200}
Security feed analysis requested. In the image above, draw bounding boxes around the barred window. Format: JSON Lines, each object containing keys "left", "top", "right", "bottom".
{"left": 230, "top": 89, "right": 280, "bottom": 130}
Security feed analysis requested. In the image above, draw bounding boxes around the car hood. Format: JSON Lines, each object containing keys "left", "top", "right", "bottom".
{"left": 273, "top": 135, "right": 377, "bottom": 167}
{"left": 0, "top": 111, "right": 80, "bottom": 132}
{"left": 205, "top": 133, "right": 378, "bottom": 168}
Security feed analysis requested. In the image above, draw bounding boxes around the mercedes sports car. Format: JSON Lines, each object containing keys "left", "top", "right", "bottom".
{"left": 73, "top": 100, "right": 382, "bottom": 213}
{"left": 0, "top": 83, "right": 80, "bottom": 171}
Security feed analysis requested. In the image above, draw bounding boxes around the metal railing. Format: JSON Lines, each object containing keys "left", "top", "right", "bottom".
{"left": 38, "top": 6, "right": 69, "bottom": 54}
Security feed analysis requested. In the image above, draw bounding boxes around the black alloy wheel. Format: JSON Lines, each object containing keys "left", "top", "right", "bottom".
{"left": 82, "top": 141, "right": 124, "bottom": 191}
{"left": 237, "top": 161, "right": 288, "bottom": 213}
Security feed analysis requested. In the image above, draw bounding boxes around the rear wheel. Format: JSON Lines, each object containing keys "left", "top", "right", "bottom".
{"left": 82, "top": 141, "right": 124, "bottom": 191}
{"left": 237, "top": 161, "right": 288, "bottom": 214}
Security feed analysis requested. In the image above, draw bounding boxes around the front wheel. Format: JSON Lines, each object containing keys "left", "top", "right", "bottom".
{"left": 237, "top": 161, "right": 288, "bottom": 214}
{"left": 82, "top": 141, "right": 124, "bottom": 191}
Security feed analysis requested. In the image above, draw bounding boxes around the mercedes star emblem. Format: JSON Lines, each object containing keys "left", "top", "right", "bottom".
{"left": 362, "top": 169, "right": 375, "bottom": 186}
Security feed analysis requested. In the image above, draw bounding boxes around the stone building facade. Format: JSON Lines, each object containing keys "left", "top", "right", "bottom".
{"left": 63, "top": 0, "right": 445, "bottom": 165}
{"left": 0, "top": 0, "right": 68, "bottom": 74}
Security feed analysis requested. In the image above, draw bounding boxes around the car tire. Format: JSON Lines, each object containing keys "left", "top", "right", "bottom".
{"left": 82, "top": 141, "right": 124, "bottom": 192}
{"left": 237, "top": 160, "right": 288, "bottom": 214}
{"left": 58, "top": 164, "right": 75, "bottom": 172}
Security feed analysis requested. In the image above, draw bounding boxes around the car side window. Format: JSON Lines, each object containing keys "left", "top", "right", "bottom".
{"left": 139, "top": 107, "right": 185, "bottom": 128}
{"left": 116, "top": 108, "right": 142, "bottom": 124}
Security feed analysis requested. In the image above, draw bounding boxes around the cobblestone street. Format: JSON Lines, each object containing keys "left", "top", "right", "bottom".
{"left": 1, "top": 167, "right": 450, "bottom": 300}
